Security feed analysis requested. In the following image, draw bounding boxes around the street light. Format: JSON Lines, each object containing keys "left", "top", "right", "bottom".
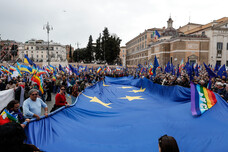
{"left": 43, "top": 22, "right": 53, "bottom": 65}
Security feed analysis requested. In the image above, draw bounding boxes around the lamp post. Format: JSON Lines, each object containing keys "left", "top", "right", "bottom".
{"left": 43, "top": 22, "right": 53, "bottom": 65}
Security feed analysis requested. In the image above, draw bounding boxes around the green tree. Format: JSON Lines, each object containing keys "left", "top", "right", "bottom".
{"left": 73, "top": 49, "right": 78, "bottom": 62}
{"left": 73, "top": 48, "right": 87, "bottom": 62}
{"left": 101, "top": 27, "right": 110, "bottom": 62}
{"left": 95, "top": 34, "right": 102, "bottom": 62}
{"left": 101, "top": 27, "right": 121, "bottom": 64}
{"left": 85, "top": 35, "right": 93, "bottom": 63}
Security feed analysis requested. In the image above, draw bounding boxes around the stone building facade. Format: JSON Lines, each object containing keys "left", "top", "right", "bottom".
{"left": 125, "top": 17, "right": 225, "bottom": 67}
{"left": 181, "top": 17, "right": 228, "bottom": 66}
{"left": 119, "top": 46, "right": 126, "bottom": 67}
{"left": 148, "top": 35, "right": 209, "bottom": 66}
{"left": 18, "top": 39, "right": 67, "bottom": 63}
{"left": 126, "top": 28, "right": 163, "bottom": 66}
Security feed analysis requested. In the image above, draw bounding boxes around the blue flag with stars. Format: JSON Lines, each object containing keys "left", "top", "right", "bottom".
{"left": 25, "top": 77, "right": 228, "bottom": 152}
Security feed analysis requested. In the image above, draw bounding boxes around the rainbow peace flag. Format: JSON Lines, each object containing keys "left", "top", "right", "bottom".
{"left": 31, "top": 74, "right": 44, "bottom": 94}
{"left": 32, "top": 66, "right": 37, "bottom": 74}
{"left": 1, "top": 66, "right": 12, "bottom": 75}
{"left": 37, "top": 69, "right": 46, "bottom": 76}
{"left": 97, "top": 67, "right": 102, "bottom": 73}
{"left": 9, "top": 65, "right": 17, "bottom": 71}
{"left": 179, "top": 59, "right": 184, "bottom": 73}
{"left": 149, "top": 68, "right": 153, "bottom": 75}
{"left": 52, "top": 75, "right": 57, "bottom": 81}
{"left": 191, "top": 82, "right": 217, "bottom": 116}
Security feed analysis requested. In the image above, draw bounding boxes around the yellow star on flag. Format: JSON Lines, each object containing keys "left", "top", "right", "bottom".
{"left": 82, "top": 93, "right": 112, "bottom": 108}
{"left": 118, "top": 86, "right": 133, "bottom": 89}
{"left": 129, "top": 87, "right": 146, "bottom": 93}
{"left": 103, "top": 81, "right": 110, "bottom": 87}
{"left": 120, "top": 96, "right": 144, "bottom": 101}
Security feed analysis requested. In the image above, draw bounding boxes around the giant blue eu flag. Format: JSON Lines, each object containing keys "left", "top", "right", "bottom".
{"left": 25, "top": 77, "right": 228, "bottom": 152}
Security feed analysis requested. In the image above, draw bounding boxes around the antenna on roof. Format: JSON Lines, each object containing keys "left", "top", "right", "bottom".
{"left": 189, "top": 11, "right": 191, "bottom": 23}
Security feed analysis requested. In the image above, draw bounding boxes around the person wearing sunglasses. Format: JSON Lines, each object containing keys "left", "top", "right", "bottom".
{"left": 51, "top": 85, "right": 69, "bottom": 112}
{"left": 23, "top": 89, "right": 48, "bottom": 120}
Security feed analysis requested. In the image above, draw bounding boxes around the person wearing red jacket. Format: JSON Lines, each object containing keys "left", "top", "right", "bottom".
{"left": 51, "top": 85, "right": 69, "bottom": 112}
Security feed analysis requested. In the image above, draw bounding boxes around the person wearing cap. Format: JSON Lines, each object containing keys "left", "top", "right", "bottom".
{"left": 214, "top": 82, "right": 225, "bottom": 96}
{"left": 23, "top": 89, "right": 48, "bottom": 120}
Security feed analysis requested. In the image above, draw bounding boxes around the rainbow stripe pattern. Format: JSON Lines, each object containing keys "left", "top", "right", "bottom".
{"left": 179, "top": 59, "right": 184, "bottom": 73}
{"left": 31, "top": 74, "right": 44, "bottom": 94}
{"left": 97, "top": 67, "right": 102, "bottom": 73}
{"left": 191, "top": 82, "right": 217, "bottom": 116}
{"left": 9, "top": 65, "right": 17, "bottom": 71}
{"left": 52, "top": 75, "right": 57, "bottom": 81}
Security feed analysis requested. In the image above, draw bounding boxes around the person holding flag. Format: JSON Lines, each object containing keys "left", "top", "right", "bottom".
{"left": 0, "top": 100, "right": 30, "bottom": 128}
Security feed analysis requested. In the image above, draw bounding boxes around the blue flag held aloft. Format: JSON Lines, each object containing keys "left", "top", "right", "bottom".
{"left": 25, "top": 77, "right": 228, "bottom": 152}
{"left": 217, "top": 64, "right": 227, "bottom": 78}
{"left": 204, "top": 63, "right": 217, "bottom": 78}
{"left": 153, "top": 55, "right": 159, "bottom": 76}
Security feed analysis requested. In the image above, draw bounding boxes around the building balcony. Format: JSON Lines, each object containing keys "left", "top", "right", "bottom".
{"left": 217, "top": 54, "right": 222, "bottom": 58}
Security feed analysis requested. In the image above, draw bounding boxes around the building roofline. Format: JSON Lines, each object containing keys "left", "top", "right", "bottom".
{"left": 184, "top": 17, "right": 228, "bottom": 34}
{"left": 126, "top": 28, "right": 163, "bottom": 45}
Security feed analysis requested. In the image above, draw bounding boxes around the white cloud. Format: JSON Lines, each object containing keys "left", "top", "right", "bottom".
{"left": 0, "top": 0, "right": 227, "bottom": 48}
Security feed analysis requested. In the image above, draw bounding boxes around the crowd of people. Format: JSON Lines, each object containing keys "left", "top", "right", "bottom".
{"left": 0, "top": 66, "right": 227, "bottom": 118}
{"left": 1, "top": 64, "right": 226, "bottom": 152}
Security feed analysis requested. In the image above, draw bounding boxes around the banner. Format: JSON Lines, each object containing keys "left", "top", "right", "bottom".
{"left": 25, "top": 77, "right": 228, "bottom": 152}
{"left": 0, "top": 89, "right": 15, "bottom": 111}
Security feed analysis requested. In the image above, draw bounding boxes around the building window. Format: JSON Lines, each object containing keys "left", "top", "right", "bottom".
{"left": 37, "top": 55, "right": 39, "bottom": 58}
{"left": 227, "top": 43, "right": 228, "bottom": 50}
{"left": 56, "top": 52, "right": 58, "bottom": 54}
{"left": 41, "top": 55, "right": 43, "bottom": 58}
{"left": 123, "top": 50, "right": 124, "bottom": 53}
{"left": 31, "top": 51, "right": 33, "bottom": 53}
{"left": 217, "top": 42, "right": 223, "bottom": 51}
{"left": 145, "top": 35, "right": 147, "bottom": 39}
{"left": 217, "top": 50, "right": 222, "bottom": 58}
{"left": 189, "top": 60, "right": 196, "bottom": 65}
{"left": 123, "top": 55, "right": 124, "bottom": 57}
{"left": 151, "top": 34, "right": 153, "bottom": 38}
{"left": 31, "top": 47, "right": 33, "bottom": 49}
{"left": 226, "top": 61, "right": 228, "bottom": 66}
{"left": 216, "top": 60, "right": 221, "bottom": 66}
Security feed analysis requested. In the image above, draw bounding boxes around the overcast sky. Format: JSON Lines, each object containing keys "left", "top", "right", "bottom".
{"left": 0, "top": 0, "right": 227, "bottom": 48}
